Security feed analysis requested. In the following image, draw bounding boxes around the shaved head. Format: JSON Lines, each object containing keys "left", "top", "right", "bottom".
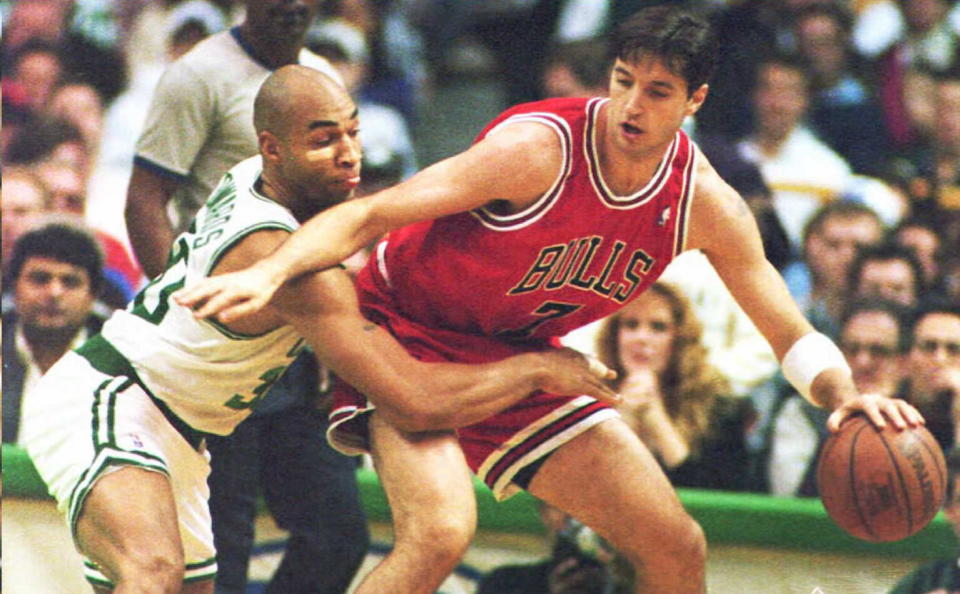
{"left": 254, "top": 64, "right": 350, "bottom": 139}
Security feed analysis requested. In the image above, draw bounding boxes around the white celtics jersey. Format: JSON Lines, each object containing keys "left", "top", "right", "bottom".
{"left": 98, "top": 156, "right": 305, "bottom": 435}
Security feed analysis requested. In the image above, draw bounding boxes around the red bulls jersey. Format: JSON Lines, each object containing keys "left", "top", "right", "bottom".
{"left": 365, "top": 97, "right": 697, "bottom": 342}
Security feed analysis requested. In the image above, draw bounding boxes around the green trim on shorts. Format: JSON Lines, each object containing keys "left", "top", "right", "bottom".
{"left": 77, "top": 335, "right": 206, "bottom": 450}
{"left": 184, "top": 557, "right": 218, "bottom": 583}
{"left": 68, "top": 452, "right": 169, "bottom": 547}
{"left": 83, "top": 555, "right": 217, "bottom": 587}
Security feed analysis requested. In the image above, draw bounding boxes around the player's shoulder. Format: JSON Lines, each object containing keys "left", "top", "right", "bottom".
{"left": 477, "top": 97, "right": 595, "bottom": 154}
{"left": 485, "top": 97, "right": 592, "bottom": 130}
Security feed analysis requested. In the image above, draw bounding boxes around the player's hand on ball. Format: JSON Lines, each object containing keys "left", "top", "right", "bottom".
{"left": 537, "top": 348, "right": 620, "bottom": 406}
{"left": 174, "top": 262, "right": 283, "bottom": 323}
{"left": 826, "top": 393, "right": 925, "bottom": 433}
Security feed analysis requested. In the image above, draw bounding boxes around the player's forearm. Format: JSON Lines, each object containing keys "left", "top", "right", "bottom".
{"left": 256, "top": 199, "right": 384, "bottom": 285}
{"left": 126, "top": 195, "right": 177, "bottom": 279}
{"left": 383, "top": 354, "right": 548, "bottom": 432}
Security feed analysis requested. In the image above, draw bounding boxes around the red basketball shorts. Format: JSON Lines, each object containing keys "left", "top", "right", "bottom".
{"left": 327, "top": 269, "right": 617, "bottom": 501}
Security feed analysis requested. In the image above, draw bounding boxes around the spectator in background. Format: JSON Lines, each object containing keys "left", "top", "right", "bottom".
{"left": 841, "top": 300, "right": 911, "bottom": 400}
{"left": 594, "top": 282, "right": 755, "bottom": 492}
{"left": 165, "top": 0, "right": 229, "bottom": 61}
{"left": 4, "top": 115, "right": 86, "bottom": 174}
{"left": 541, "top": 37, "right": 611, "bottom": 99}
{"left": 2, "top": 222, "right": 106, "bottom": 446}
{"left": 123, "top": 2, "right": 368, "bottom": 592}
{"left": 847, "top": 242, "right": 924, "bottom": 309}
{"left": 737, "top": 52, "right": 853, "bottom": 252}
{"left": 1, "top": 167, "right": 49, "bottom": 268}
{"left": 33, "top": 157, "right": 142, "bottom": 308}
{"left": 897, "top": 301, "right": 960, "bottom": 451}
{"left": 793, "top": 2, "right": 893, "bottom": 177}
{"left": 875, "top": 0, "right": 960, "bottom": 152}
{"left": 755, "top": 299, "right": 909, "bottom": 497}
{"left": 4, "top": 38, "right": 64, "bottom": 116}
{"left": 889, "top": 446, "right": 960, "bottom": 593}
{"left": 1, "top": 0, "right": 127, "bottom": 106}
{"left": 477, "top": 500, "right": 632, "bottom": 594}
{"left": 891, "top": 216, "right": 947, "bottom": 297}
{"left": 45, "top": 80, "right": 106, "bottom": 167}
{"left": 695, "top": 0, "right": 789, "bottom": 141}
{"left": 782, "top": 201, "right": 885, "bottom": 338}
{"left": 943, "top": 253, "right": 960, "bottom": 303}
{"left": 889, "top": 62, "right": 960, "bottom": 246}
{"left": 323, "top": 0, "right": 429, "bottom": 124}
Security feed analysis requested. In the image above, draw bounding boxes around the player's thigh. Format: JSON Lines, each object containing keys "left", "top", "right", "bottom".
{"left": 368, "top": 413, "right": 476, "bottom": 531}
{"left": 76, "top": 466, "right": 183, "bottom": 580}
{"left": 527, "top": 417, "right": 694, "bottom": 555}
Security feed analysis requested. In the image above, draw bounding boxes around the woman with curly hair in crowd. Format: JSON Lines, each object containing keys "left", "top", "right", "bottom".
{"left": 595, "top": 281, "right": 756, "bottom": 491}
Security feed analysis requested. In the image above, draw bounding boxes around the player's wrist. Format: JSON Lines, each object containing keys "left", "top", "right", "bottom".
{"left": 781, "top": 332, "right": 852, "bottom": 407}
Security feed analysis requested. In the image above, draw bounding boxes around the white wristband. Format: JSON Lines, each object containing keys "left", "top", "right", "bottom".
{"left": 781, "top": 332, "right": 851, "bottom": 401}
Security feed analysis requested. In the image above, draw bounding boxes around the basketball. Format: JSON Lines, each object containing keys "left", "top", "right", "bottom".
{"left": 816, "top": 415, "right": 947, "bottom": 542}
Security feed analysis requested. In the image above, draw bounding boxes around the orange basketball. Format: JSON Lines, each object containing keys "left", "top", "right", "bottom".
{"left": 816, "top": 414, "right": 947, "bottom": 542}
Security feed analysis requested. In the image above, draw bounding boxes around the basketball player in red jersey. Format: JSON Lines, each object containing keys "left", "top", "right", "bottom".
{"left": 177, "top": 7, "right": 924, "bottom": 593}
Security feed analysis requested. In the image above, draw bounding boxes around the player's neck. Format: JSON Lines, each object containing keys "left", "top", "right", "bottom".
{"left": 595, "top": 118, "right": 668, "bottom": 195}
{"left": 258, "top": 173, "right": 293, "bottom": 211}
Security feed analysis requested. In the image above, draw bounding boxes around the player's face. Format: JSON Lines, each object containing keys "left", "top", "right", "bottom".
{"left": 244, "top": 0, "right": 320, "bottom": 39}
{"left": 278, "top": 97, "right": 362, "bottom": 217}
{"left": 616, "top": 292, "right": 676, "bottom": 376}
{"left": 605, "top": 55, "right": 706, "bottom": 158}
{"left": 839, "top": 311, "right": 902, "bottom": 397}
{"left": 15, "top": 256, "right": 94, "bottom": 335}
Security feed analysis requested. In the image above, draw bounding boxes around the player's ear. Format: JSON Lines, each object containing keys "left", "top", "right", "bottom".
{"left": 259, "top": 130, "right": 282, "bottom": 163}
{"left": 685, "top": 84, "right": 708, "bottom": 116}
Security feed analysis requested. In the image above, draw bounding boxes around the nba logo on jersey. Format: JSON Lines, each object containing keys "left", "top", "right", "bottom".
{"left": 657, "top": 206, "right": 671, "bottom": 227}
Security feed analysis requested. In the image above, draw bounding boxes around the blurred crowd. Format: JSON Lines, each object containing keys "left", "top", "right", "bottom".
{"left": 2, "top": 0, "right": 960, "bottom": 592}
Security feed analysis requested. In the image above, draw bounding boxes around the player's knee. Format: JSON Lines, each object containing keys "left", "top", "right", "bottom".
{"left": 622, "top": 514, "right": 706, "bottom": 572}
{"left": 115, "top": 549, "right": 185, "bottom": 592}
{"left": 401, "top": 514, "right": 475, "bottom": 565}
{"left": 674, "top": 517, "right": 707, "bottom": 567}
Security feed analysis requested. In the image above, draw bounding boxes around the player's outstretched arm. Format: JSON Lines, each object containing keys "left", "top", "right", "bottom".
{"left": 172, "top": 122, "right": 561, "bottom": 323}
{"left": 205, "top": 228, "right": 618, "bottom": 431}
{"left": 686, "top": 152, "right": 924, "bottom": 432}
{"left": 272, "top": 268, "right": 619, "bottom": 431}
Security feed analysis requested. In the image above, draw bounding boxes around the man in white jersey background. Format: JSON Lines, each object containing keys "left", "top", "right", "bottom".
{"left": 124, "top": 2, "right": 363, "bottom": 591}
{"left": 22, "top": 66, "right": 617, "bottom": 593}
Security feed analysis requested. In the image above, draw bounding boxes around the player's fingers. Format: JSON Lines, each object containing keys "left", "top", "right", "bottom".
{"left": 896, "top": 399, "right": 925, "bottom": 427}
{"left": 191, "top": 292, "right": 246, "bottom": 320}
{"left": 880, "top": 398, "right": 908, "bottom": 430}
{"left": 175, "top": 279, "right": 229, "bottom": 307}
{"left": 860, "top": 400, "right": 889, "bottom": 430}
{"left": 589, "top": 381, "right": 621, "bottom": 406}
{"left": 586, "top": 356, "right": 616, "bottom": 380}
{"left": 826, "top": 408, "right": 848, "bottom": 433}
